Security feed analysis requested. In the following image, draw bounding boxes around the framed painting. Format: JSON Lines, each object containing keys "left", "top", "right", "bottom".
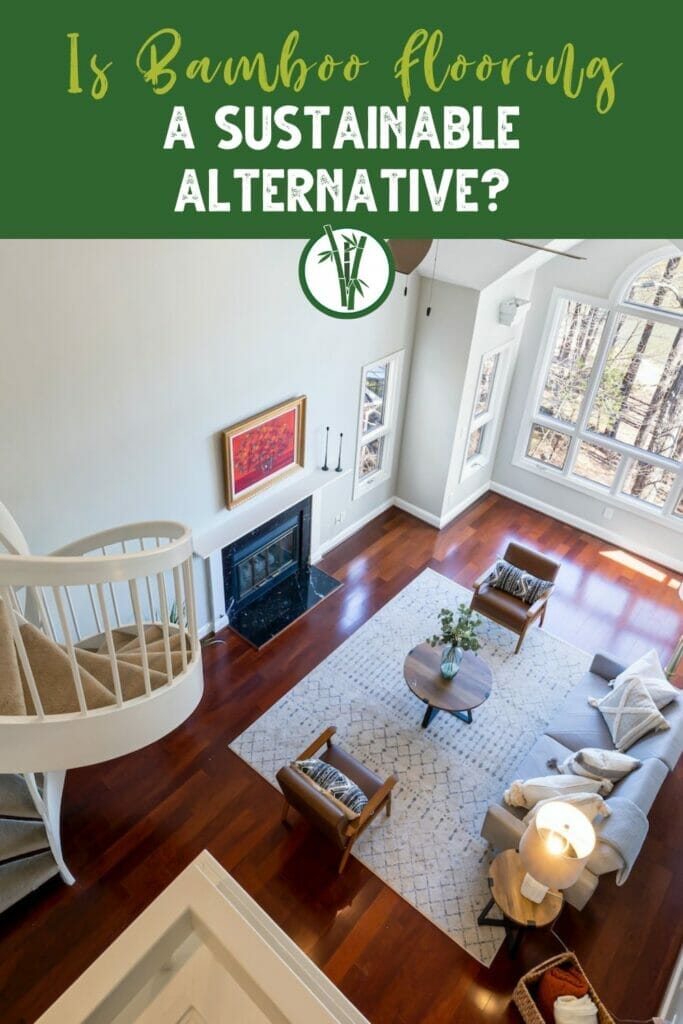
{"left": 222, "top": 396, "right": 306, "bottom": 508}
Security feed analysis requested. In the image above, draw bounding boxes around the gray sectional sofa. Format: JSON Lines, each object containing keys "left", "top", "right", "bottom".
{"left": 481, "top": 651, "right": 683, "bottom": 909}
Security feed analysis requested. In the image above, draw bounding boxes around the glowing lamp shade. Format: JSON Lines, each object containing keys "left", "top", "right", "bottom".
{"left": 519, "top": 801, "right": 596, "bottom": 891}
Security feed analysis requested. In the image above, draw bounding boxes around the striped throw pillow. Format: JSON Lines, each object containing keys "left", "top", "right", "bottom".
{"left": 293, "top": 758, "right": 368, "bottom": 816}
{"left": 486, "top": 557, "right": 554, "bottom": 605}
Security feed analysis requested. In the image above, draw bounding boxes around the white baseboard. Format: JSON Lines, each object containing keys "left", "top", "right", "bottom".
{"left": 439, "top": 483, "right": 490, "bottom": 529}
{"left": 312, "top": 498, "right": 396, "bottom": 561}
{"left": 392, "top": 497, "right": 441, "bottom": 528}
{"left": 490, "top": 481, "right": 683, "bottom": 574}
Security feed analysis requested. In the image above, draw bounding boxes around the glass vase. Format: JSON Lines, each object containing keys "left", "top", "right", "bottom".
{"left": 440, "top": 645, "right": 464, "bottom": 679}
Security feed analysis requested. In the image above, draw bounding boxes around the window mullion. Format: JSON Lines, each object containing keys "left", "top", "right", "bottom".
{"left": 573, "top": 307, "right": 619, "bottom": 439}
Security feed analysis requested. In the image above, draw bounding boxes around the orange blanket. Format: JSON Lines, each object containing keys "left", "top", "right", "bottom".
{"left": 537, "top": 965, "right": 589, "bottom": 1024}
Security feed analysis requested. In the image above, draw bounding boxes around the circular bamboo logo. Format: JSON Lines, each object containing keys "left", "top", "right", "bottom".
{"left": 299, "top": 226, "right": 395, "bottom": 318}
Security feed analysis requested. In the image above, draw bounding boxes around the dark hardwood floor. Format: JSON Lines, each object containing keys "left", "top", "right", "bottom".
{"left": 1, "top": 493, "right": 681, "bottom": 1023}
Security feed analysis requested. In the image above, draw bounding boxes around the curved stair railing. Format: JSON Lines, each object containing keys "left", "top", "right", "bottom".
{"left": 0, "top": 502, "right": 205, "bottom": 910}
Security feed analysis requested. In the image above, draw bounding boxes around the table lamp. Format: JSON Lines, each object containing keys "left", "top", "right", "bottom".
{"left": 519, "top": 801, "right": 596, "bottom": 903}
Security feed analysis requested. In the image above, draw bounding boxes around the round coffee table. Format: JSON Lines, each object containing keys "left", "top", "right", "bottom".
{"left": 403, "top": 642, "right": 492, "bottom": 728}
{"left": 477, "top": 849, "right": 563, "bottom": 956}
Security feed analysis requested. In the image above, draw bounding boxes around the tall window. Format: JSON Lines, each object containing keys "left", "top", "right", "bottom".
{"left": 354, "top": 350, "right": 404, "bottom": 497}
{"left": 463, "top": 344, "right": 511, "bottom": 476}
{"left": 519, "top": 251, "right": 683, "bottom": 522}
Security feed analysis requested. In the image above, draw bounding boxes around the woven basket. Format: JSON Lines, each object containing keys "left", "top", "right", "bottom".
{"left": 512, "top": 951, "right": 615, "bottom": 1024}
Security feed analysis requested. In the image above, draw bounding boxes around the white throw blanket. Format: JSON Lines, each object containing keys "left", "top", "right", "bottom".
{"left": 596, "top": 796, "right": 649, "bottom": 885}
{"left": 554, "top": 993, "right": 598, "bottom": 1023}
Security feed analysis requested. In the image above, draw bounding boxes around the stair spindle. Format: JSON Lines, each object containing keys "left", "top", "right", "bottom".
{"left": 96, "top": 583, "right": 124, "bottom": 707}
{"left": 53, "top": 588, "right": 88, "bottom": 714}
{"left": 129, "top": 579, "right": 152, "bottom": 697}
{"left": 156, "top": 572, "right": 174, "bottom": 685}
{"left": 182, "top": 558, "right": 199, "bottom": 657}
{"left": 64, "top": 587, "right": 82, "bottom": 642}
{"left": 173, "top": 566, "right": 188, "bottom": 671}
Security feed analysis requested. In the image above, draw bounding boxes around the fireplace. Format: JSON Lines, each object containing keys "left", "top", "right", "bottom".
{"left": 222, "top": 497, "right": 340, "bottom": 647}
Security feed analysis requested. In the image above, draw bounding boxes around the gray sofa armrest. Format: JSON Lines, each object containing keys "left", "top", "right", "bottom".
{"left": 589, "top": 651, "right": 626, "bottom": 682}
{"left": 481, "top": 804, "right": 525, "bottom": 850}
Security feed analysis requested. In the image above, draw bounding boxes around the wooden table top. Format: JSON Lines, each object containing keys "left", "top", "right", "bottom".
{"left": 489, "top": 850, "right": 563, "bottom": 927}
{"left": 403, "top": 642, "right": 492, "bottom": 713}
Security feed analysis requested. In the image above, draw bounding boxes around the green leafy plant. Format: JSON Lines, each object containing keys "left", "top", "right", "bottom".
{"left": 428, "top": 604, "right": 482, "bottom": 652}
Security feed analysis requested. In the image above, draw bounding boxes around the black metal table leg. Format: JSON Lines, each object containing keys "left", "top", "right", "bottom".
{"left": 452, "top": 708, "right": 473, "bottom": 724}
{"left": 478, "top": 897, "right": 525, "bottom": 958}
{"left": 421, "top": 704, "right": 438, "bottom": 728}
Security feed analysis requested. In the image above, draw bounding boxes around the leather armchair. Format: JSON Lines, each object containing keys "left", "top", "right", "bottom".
{"left": 276, "top": 726, "right": 397, "bottom": 873}
{"left": 470, "top": 542, "right": 560, "bottom": 653}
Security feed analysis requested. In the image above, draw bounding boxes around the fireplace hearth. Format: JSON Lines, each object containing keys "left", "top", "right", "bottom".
{"left": 222, "top": 497, "right": 341, "bottom": 647}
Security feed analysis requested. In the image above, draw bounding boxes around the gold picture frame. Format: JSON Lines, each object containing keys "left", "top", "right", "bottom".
{"left": 222, "top": 396, "right": 307, "bottom": 509}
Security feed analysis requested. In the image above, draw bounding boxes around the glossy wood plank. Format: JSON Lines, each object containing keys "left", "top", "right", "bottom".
{"left": 0, "top": 493, "right": 681, "bottom": 1024}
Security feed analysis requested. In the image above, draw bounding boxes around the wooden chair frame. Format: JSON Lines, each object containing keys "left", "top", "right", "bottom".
{"left": 281, "top": 726, "right": 398, "bottom": 874}
{"left": 471, "top": 568, "right": 552, "bottom": 654}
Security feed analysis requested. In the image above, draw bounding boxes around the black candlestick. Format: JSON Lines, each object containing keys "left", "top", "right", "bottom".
{"left": 335, "top": 432, "right": 344, "bottom": 472}
{"left": 322, "top": 426, "right": 330, "bottom": 471}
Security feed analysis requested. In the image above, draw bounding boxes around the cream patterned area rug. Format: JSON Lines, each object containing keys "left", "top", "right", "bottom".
{"left": 231, "top": 569, "right": 591, "bottom": 966}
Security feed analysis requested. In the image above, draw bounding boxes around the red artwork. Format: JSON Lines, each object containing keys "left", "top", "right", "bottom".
{"left": 231, "top": 408, "right": 297, "bottom": 494}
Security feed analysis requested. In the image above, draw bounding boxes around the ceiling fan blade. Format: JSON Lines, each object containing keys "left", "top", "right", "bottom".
{"left": 388, "top": 239, "right": 433, "bottom": 275}
{"left": 502, "top": 239, "right": 587, "bottom": 261}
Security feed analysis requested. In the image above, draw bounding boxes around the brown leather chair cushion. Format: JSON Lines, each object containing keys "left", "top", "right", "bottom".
{"left": 504, "top": 542, "right": 560, "bottom": 583}
{"left": 471, "top": 584, "right": 531, "bottom": 631}
{"left": 321, "top": 744, "right": 384, "bottom": 800}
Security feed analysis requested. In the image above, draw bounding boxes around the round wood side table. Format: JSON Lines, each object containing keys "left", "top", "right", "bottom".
{"left": 477, "top": 849, "right": 564, "bottom": 957}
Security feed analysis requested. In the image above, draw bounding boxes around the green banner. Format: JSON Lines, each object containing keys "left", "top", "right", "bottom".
{"left": 2, "top": 1, "right": 680, "bottom": 237}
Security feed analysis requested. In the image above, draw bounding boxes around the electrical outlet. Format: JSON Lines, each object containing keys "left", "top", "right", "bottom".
{"left": 603, "top": 506, "right": 614, "bottom": 520}
{"left": 334, "top": 510, "right": 347, "bottom": 525}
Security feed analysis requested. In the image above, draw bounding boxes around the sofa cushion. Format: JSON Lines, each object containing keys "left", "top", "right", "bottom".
{"left": 544, "top": 671, "right": 616, "bottom": 750}
{"left": 498, "top": 734, "right": 575, "bottom": 820}
{"left": 589, "top": 677, "right": 669, "bottom": 752}
{"left": 544, "top": 667, "right": 683, "bottom": 771}
{"left": 609, "top": 756, "right": 668, "bottom": 815}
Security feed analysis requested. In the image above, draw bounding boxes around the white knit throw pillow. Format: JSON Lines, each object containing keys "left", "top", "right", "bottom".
{"left": 589, "top": 676, "right": 669, "bottom": 752}
{"left": 504, "top": 774, "right": 602, "bottom": 809}
{"left": 610, "top": 649, "right": 679, "bottom": 710}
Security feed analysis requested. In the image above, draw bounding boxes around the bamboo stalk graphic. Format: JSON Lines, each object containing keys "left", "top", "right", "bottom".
{"left": 324, "top": 224, "right": 348, "bottom": 308}
{"left": 319, "top": 225, "right": 369, "bottom": 310}
{"left": 347, "top": 235, "right": 367, "bottom": 311}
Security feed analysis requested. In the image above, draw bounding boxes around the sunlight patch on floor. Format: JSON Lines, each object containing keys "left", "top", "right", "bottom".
{"left": 600, "top": 548, "right": 668, "bottom": 583}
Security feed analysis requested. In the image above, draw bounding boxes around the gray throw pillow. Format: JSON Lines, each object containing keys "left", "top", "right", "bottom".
{"left": 548, "top": 747, "right": 641, "bottom": 792}
{"left": 588, "top": 677, "right": 669, "bottom": 752}
{"left": 485, "top": 557, "right": 553, "bottom": 605}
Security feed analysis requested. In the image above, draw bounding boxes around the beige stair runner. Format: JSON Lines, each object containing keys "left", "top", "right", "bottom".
{"left": 0, "top": 599, "right": 188, "bottom": 716}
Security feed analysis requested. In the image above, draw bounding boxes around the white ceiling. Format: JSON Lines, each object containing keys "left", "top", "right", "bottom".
{"left": 416, "top": 239, "right": 584, "bottom": 290}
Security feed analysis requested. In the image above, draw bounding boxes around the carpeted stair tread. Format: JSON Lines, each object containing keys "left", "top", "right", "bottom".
{"left": 73, "top": 647, "right": 168, "bottom": 700}
{"left": 115, "top": 649, "right": 185, "bottom": 677}
{"left": 0, "top": 852, "right": 60, "bottom": 915}
{"left": 0, "top": 818, "right": 50, "bottom": 861}
{"left": 0, "top": 775, "right": 40, "bottom": 819}
{"left": 18, "top": 622, "right": 116, "bottom": 715}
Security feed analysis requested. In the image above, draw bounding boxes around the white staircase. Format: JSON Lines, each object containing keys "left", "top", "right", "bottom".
{"left": 0, "top": 501, "right": 204, "bottom": 911}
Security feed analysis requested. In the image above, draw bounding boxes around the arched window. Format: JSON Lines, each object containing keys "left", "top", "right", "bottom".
{"left": 519, "top": 248, "right": 683, "bottom": 523}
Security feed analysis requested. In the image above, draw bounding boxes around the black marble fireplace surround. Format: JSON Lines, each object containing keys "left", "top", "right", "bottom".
{"left": 222, "top": 497, "right": 341, "bottom": 648}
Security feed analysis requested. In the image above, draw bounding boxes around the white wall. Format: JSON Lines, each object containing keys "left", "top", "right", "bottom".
{"left": 396, "top": 277, "right": 479, "bottom": 520}
{"left": 493, "top": 238, "right": 682, "bottom": 570}
{"left": 0, "top": 240, "right": 418, "bottom": 629}
{"left": 441, "top": 269, "right": 535, "bottom": 521}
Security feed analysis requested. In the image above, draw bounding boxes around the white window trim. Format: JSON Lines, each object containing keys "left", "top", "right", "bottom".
{"left": 514, "top": 256, "right": 683, "bottom": 530}
{"left": 461, "top": 342, "right": 513, "bottom": 481}
{"left": 353, "top": 349, "right": 404, "bottom": 500}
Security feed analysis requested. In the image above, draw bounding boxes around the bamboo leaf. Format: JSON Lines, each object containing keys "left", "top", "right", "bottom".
{"left": 318, "top": 251, "right": 333, "bottom": 263}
